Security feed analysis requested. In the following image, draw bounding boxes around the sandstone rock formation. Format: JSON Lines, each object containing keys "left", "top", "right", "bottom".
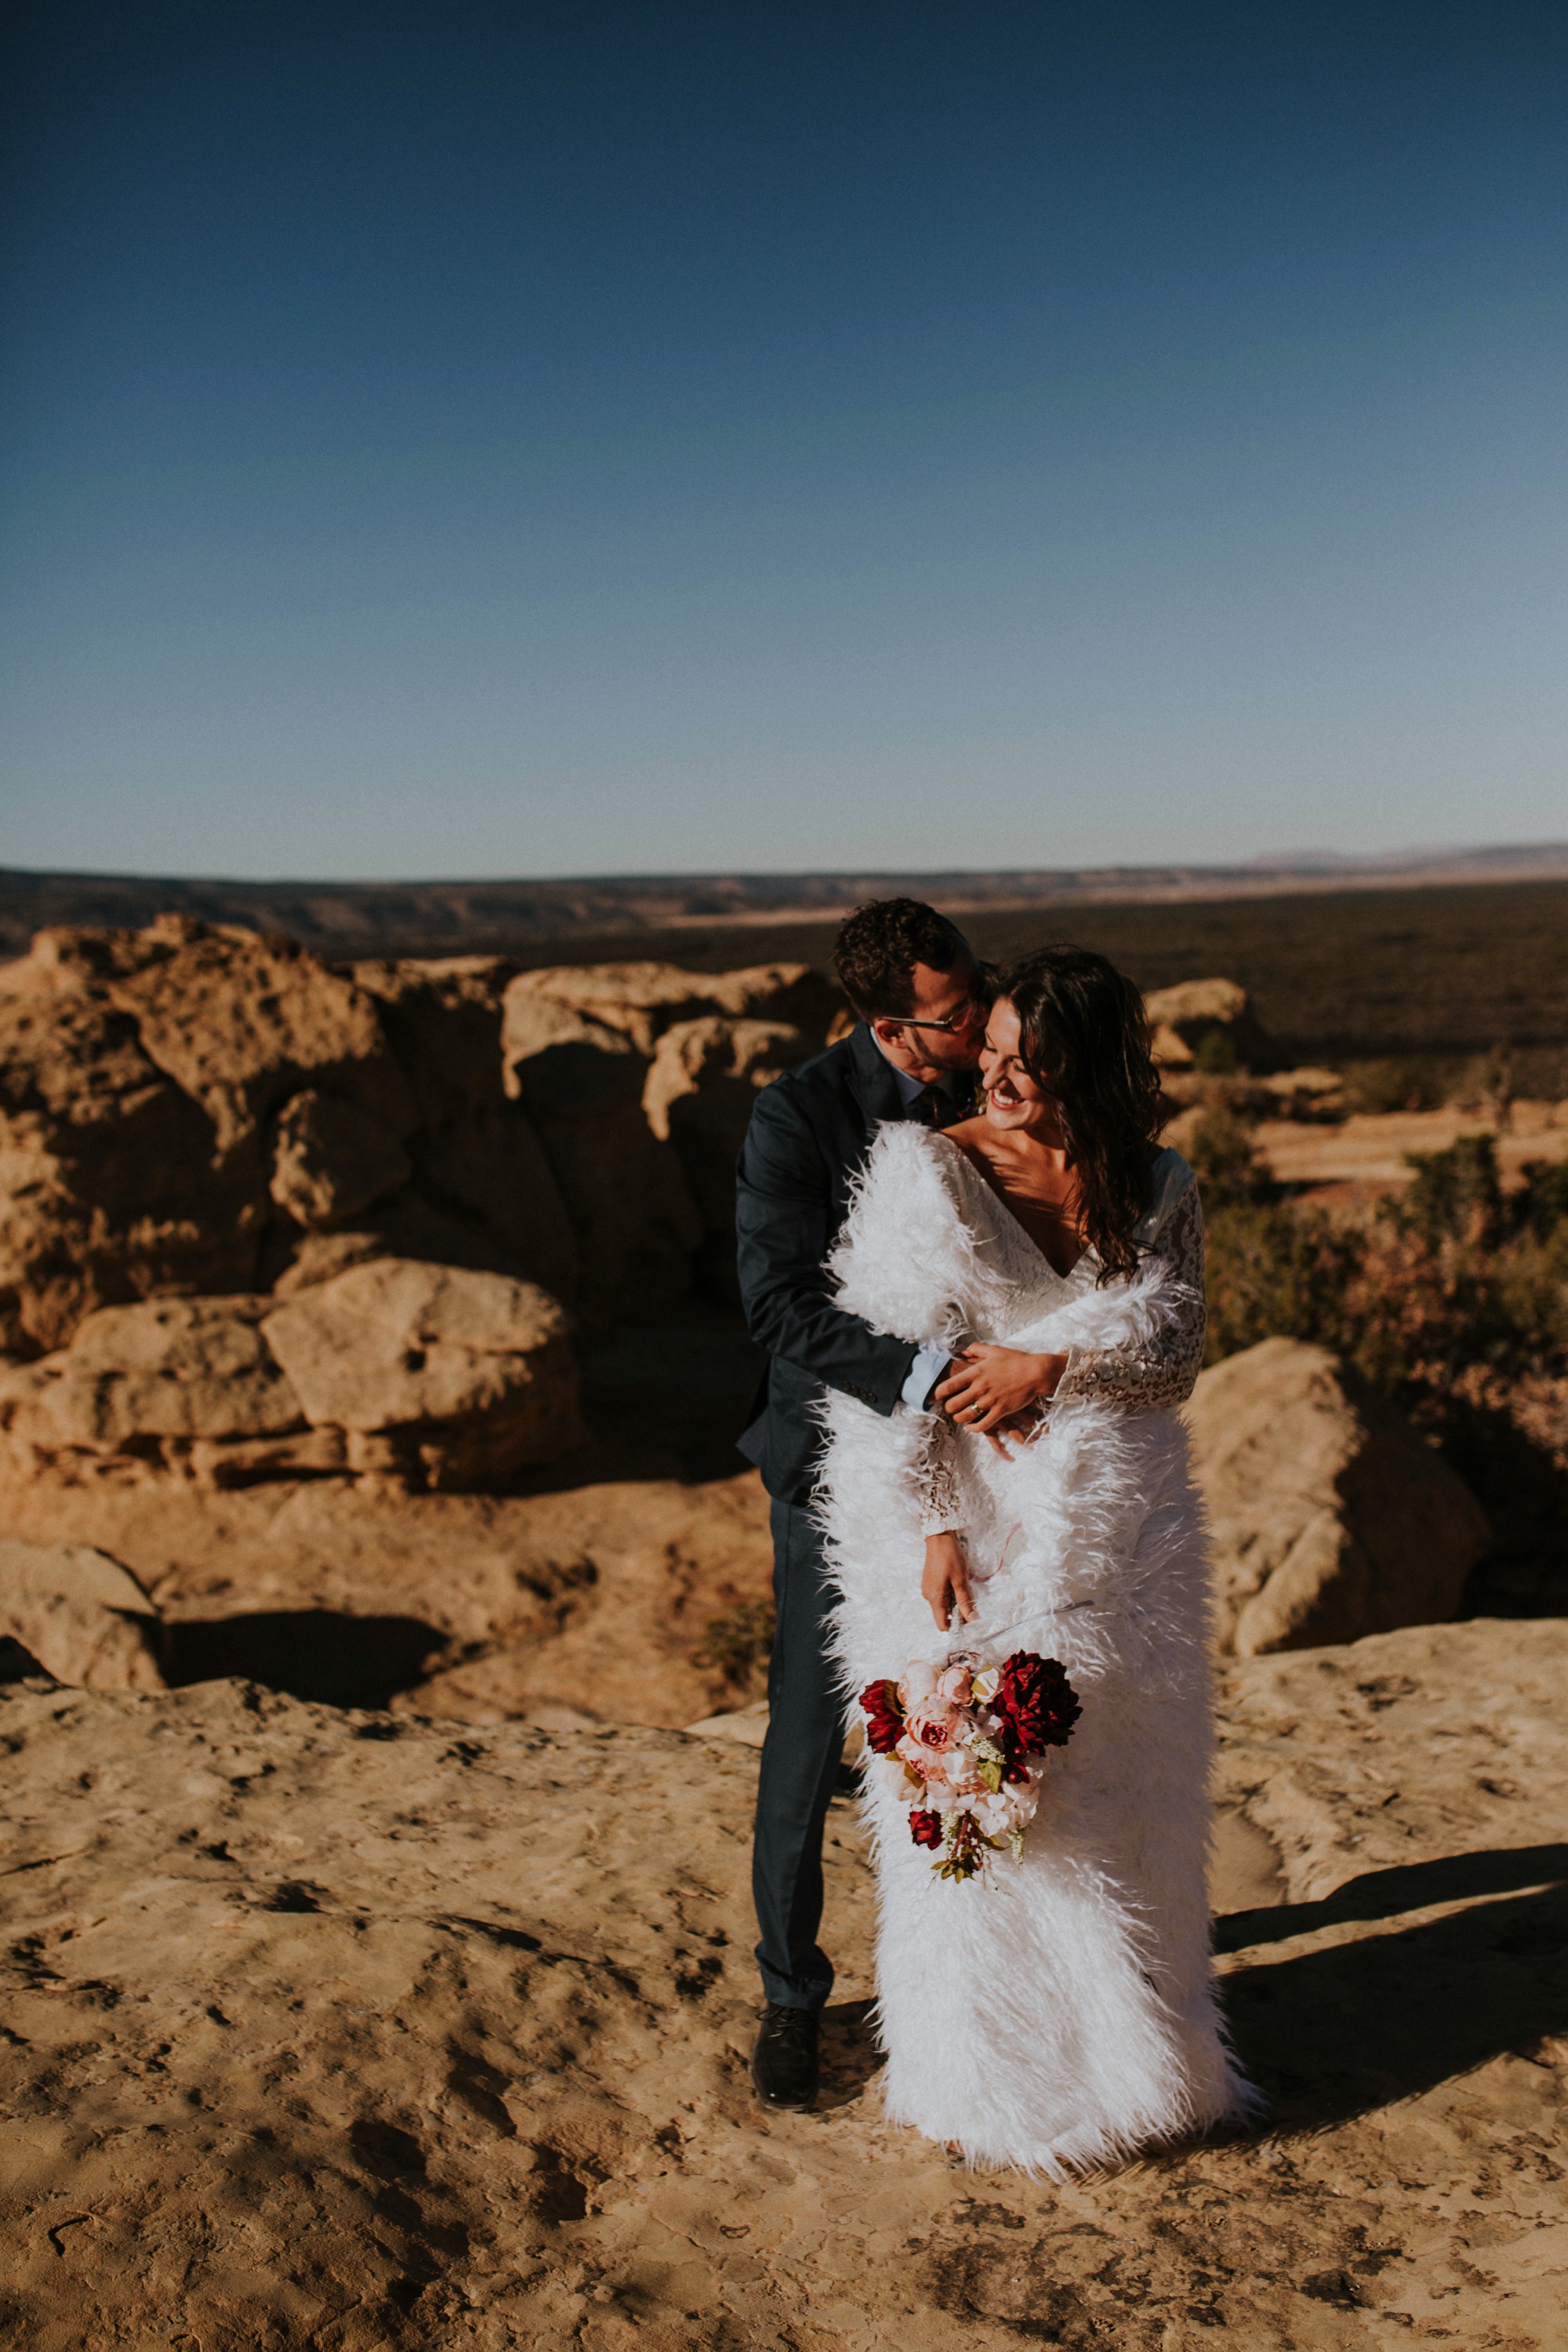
{"left": 1145, "top": 975, "right": 1270, "bottom": 1070}
{"left": 501, "top": 959, "right": 837, "bottom": 1318}
{"left": 0, "top": 917, "right": 842, "bottom": 1370}
{"left": 351, "top": 955, "right": 580, "bottom": 1301}
{"left": 262, "top": 1258, "right": 583, "bottom": 1489}
{"left": 1187, "top": 1334, "right": 1492, "bottom": 1653}
{"left": 0, "top": 918, "right": 412, "bottom": 1350}
{"left": 0, "top": 1265, "right": 583, "bottom": 1495}
{"left": 1, "top": 1617, "right": 1563, "bottom": 2348}
{"left": 642, "top": 1014, "right": 816, "bottom": 1298}
{"left": 0, "top": 1536, "right": 164, "bottom": 1690}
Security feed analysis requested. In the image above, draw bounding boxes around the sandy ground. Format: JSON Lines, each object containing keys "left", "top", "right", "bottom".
{"left": 0, "top": 1308, "right": 779, "bottom": 1731}
{"left": 2, "top": 1616, "right": 1565, "bottom": 2350}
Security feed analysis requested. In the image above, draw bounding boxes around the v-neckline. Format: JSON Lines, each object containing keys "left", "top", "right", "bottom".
{"left": 935, "top": 1132, "right": 1089, "bottom": 1283}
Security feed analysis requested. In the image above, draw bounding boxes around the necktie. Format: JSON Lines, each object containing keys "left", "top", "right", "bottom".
{"left": 914, "top": 1085, "right": 948, "bottom": 1129}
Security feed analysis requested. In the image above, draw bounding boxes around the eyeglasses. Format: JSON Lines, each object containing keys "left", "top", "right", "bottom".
{"left": 890, "top": 995, "right": 985, "bottom": 1036}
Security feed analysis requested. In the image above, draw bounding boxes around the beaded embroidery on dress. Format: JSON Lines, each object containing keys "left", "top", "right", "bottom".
{"left": 814, "top": 1123, "right": 1256, "bottom": 2174}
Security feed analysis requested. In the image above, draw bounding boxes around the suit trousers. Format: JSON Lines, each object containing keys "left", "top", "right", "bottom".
{"left": 752, "top": 1497, "right": 844, "bottom": 2011}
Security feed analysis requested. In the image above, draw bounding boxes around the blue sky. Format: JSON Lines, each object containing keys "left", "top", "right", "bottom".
{"left": 2, "top": 2, "right": 1566, "bottom": 880}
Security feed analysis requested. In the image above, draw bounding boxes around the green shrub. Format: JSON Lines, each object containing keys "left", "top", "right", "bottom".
{"left": 1203, "top": 1202, "right": 1363, "bottom": 1365}
{"left": 1395, "top": 1134, "right": 1503, "bottom": 1247}
{"left": 1340, "top": 1058, "right": 1447, "bottom": 1115}
{"left": 695, "top": 1598, "right": 775, "bottom": 1693}
{"left": 1186, "top": 1106, "right": 1274, "bottom": 1211}
{"left": 1192, "top": 1029, "right": 1240, "bottom": 1076}
{"left": 1515, "top": 1157, "right": 1568, "bottom": 1241}
{"left": 1199, "top": 1123, "right": 1568, "bottom": 1389}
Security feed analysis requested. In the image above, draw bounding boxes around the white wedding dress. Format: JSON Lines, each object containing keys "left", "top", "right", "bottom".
{"left": 815, "top": 1123, "right": 1255, "bottom": 2174}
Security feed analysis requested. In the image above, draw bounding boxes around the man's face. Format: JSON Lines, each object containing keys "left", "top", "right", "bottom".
{"left": 869, "top": 956, "right": 988, "bottom": 1081}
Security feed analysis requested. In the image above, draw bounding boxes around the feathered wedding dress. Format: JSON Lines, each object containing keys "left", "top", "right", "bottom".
{"left": 816, "top": 1123, "right": 1254, "bottom": 2174}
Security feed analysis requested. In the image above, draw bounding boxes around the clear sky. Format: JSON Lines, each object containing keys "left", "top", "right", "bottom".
{"left": 2, "top": 2, "right": 1566, "bottom": 882}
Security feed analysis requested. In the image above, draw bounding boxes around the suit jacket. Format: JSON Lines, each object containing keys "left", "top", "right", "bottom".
{"left": 734, "top": 1022, "right": 972, "bottom": 1504}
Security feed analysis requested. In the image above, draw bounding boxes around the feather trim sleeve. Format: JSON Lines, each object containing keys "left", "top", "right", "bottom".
{"left": 1053, "top": 1179, "right": 1207, "bottom": 1412}
{"left": 827, "top": 1123, "right": 1005, "bottom": 1346}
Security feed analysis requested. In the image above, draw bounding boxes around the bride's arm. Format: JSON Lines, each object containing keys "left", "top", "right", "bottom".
{"left": 1051, "top": 1185, "right": 1207, "bottom": 1410}
{"left": 916, "top": 1410, "right": 965, "bottom": 1534}
{"left": 916, "top": 1416, "right": 977, "bottom": 1628}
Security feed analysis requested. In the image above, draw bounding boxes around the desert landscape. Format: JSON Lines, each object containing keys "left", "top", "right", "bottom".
{"left": 2, "top": 888, "right": 1567, "bottom": 2348}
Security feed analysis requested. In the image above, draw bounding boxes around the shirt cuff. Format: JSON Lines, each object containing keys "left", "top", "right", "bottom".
{"left": 902, "top": 1341, "right": 950, "bottom": 1413}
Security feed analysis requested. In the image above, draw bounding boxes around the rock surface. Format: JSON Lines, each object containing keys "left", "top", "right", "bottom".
{"left": 0, "top": 1268, "right": 587, "bottom": 1496}
{"left": 500, "top": 962, "right": 837, "bottom": 1327}
{"left": 261, "top": 1259, "right": 585, "bottom": 1488}
{"left": 642, "top": 1015, "right": 815, "bottom": 1297}
{"left": 1, "top": 1617, "right": 1565, "bottom": 2348}
{"left": 1145, "top": 976, "right": 1269, "bottom": 1071}
{"left": 1187, "top": 1336, "right": 1491, "bottom": 1654}
{"left": 2, "top": 922, "right": 835, "bottom": 1359}
{"left": 0, "top": 1537, "right": 164, "bottom": 1691}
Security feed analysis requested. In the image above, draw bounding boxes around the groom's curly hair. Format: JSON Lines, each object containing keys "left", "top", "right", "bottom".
{"left": 995, "top": 946, "right": 1163, "bottom": 1283}
{"left": 832, "top": 898, "right": 975, "bottom": 1018}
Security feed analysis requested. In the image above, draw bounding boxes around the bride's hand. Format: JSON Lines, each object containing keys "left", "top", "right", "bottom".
{"left": 921, "top": 1532, "right": 976, "bottom": 1632}
{"left": 935, "top": 1345, "right": 1067, "bottom": 1436}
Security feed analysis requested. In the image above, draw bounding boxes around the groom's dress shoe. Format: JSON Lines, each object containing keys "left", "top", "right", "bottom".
{"left": 750, "top": 2004, "right": 819, "bottom": 2110}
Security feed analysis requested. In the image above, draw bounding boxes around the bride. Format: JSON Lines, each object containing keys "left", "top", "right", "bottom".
{"left": 815, "top": 946, "right": 1256, "bottom": 2174}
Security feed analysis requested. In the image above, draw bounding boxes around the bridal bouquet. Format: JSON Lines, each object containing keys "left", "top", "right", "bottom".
{"left": 858, "top": 1651, "right": 1081, "bottom": 1883}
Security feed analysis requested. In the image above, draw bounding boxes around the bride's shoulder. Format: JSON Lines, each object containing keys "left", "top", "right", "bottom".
{"left": 861, "top": 1120, "right": 984, "bottom": 1211}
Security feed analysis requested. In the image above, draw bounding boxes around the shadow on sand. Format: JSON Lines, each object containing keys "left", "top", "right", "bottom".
{"left": 1218, "top": 1842, "right": 1568, "bottom": 2129}
{"left": 163, "top": 1610, "right": 447, "bottom": 1711}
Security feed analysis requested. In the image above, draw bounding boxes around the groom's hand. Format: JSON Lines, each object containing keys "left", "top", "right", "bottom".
{"left": 935, "top": 1345, "right": 1066, "bottom": 1435}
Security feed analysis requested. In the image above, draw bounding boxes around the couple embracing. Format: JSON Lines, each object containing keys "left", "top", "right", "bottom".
{"left": 735, "top": 898, "right": 1254, "bottom": 2175}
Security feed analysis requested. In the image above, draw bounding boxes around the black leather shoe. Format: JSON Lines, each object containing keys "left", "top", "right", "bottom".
{"left": 750, "top": 2004, "right": 820, "bottom": 2111}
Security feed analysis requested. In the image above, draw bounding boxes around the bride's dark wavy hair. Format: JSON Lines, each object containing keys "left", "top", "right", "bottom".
{"left": 993, "top": 946, "right": 1162, "bottom": 1283}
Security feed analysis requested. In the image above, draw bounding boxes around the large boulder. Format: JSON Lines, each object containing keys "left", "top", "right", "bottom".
{"left": 0, "top": 1269, "right": 586, "bottom": 1494}
{"left": 0, "top": 1537, "right": 165, "bottom": 1691}
{"left": 1145, "top": 978, "right": 1270, "bottom": 1073}
{"left": 503, "top": 960, "right": 838, "bottom": 1060}
{"left": 90, "top": 916, "right": 412, "bottom": 1154}
{"left": 261, "top": 1258, "right": 585, "bottom": 1489}
{"left": 0, "top": 919, "right": 413, "bottom": 1351}
{"left": 0, "top": 990, "right": 262, "bottom": 1352}
{"left": 1187, "top": 1336, "right": 1491, "bottom": 1654}
{"left": 0, "top": 1294, "right": 343, "bottom": 1490}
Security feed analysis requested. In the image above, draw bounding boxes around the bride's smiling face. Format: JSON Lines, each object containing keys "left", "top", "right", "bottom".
{"left": 980, "top": 996, "right": 1064, "bottom": 1139}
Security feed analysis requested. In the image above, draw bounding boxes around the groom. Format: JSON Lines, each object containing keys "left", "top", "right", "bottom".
{"left": 734, "top": 897, "right": 989, "bottom": 2111}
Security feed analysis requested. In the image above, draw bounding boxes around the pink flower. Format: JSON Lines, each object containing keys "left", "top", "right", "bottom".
{"left": 937, "top": 1663, "right": 973, "bottom": 1706}
{"left": 898, "top": 1659, "right": 939, "bottom": 1711}
{"left": 904, "top": 1697, "right": 964, "bottom": 1753}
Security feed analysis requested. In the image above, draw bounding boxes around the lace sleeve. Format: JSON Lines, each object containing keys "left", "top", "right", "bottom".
{"left": 1052, "top": 1184, "right": 1207, "bottom": 1412}
{"left": 915, "top": 1410, "right": 966, "bottom": 1535}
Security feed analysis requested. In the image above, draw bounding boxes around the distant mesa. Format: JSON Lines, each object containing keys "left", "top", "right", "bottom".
{"left": 3, "top": 842, "right": 1568, "bottom": 960}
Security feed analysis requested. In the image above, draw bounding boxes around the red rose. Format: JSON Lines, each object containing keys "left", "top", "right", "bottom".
{"left": 858, "top": 1679, "right": 906, "bottom": 1755}
{"left": 909, "top": 1809, "right": 944, "bottom": 1849}
{"left": 996, "top": 1652, "right": 1080, "bottom": 1756}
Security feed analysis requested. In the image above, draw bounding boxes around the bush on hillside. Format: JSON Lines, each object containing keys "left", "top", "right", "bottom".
{"left": 1189, "top": 1114, "right": 1568, "bottom": 1389}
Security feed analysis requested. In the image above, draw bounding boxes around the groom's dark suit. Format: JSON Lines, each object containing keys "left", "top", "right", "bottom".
{"left": 735, "top": 1020, "right": 973, "bottom": 2010}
